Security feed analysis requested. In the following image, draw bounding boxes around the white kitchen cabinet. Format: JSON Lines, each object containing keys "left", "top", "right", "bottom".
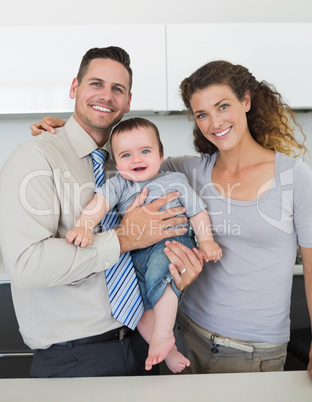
{"left": 2, "top": 23, "right": 312, "bottom": 115}
{"left": 166, "top": 23, "right": 312, "bottom": 110}
{"left": 0, "top": 25, "right": 167, "bottom": 114}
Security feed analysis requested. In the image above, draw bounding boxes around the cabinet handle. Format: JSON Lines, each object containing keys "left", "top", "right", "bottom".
{"left": 0, "top": 353, "right": 33, "bottom": 358}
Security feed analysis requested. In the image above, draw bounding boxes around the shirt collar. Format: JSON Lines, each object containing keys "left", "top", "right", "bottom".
{"left": 65, "top": 115, "right": 112, "bottom": 159}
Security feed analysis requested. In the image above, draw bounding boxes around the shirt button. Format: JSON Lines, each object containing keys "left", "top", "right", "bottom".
{"left": 105, "top": 262, "right": 110, "bottom": 267}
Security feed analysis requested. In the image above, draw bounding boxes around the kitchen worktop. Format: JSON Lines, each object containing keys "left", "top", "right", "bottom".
{"left": 1, "top": 371, "right": 311, "bottom": 402}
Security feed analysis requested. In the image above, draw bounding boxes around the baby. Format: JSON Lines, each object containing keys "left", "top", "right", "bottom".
{"left": 66, "top": 117, "right": 222, "bottom": 373}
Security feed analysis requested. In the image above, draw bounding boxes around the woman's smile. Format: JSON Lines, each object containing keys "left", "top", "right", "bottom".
{"left": 212, "top": 126, "right": 232, "bottom": 138}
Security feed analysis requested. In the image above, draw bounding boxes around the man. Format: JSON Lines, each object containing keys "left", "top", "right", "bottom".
{"left": 0, "top": 47, "right": 202, "bottom": 378}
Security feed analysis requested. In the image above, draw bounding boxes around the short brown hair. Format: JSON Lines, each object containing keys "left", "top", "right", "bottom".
{"left": 77, "top": 46, "right": 133, "bottom": 92}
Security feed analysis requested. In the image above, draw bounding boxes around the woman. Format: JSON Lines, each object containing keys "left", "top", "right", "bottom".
{"left": 161, "top": 60, "right": 312, "bottom": 377}
{"left": 30, "top": 60, "right": 312, "bottom": 377}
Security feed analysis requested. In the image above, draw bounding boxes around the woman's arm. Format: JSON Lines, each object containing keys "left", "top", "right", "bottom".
{"left": 30, "top": 116, "right": 66, "bottom": 135}
{"left": 299, "top": 246, "right": 312, "bottom": 379}
{"left": 164, "top": 240, "right": 203, "bottom": 291}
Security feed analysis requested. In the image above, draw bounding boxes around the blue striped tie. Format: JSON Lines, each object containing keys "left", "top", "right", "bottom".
{"left": 91, "top": 149, "right": 144, "bottom": 329}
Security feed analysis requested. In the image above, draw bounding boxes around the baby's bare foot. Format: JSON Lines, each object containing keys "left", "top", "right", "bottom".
{"left": 165, "top": 346, "right": 190, "bottom": 373}
{"left": 145, "top": 335, "right": 175, "bottom": 371}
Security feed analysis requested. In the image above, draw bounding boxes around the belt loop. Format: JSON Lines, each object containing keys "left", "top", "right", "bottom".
{"left": 119, "top": 327, "right": 125, "bottom": 341}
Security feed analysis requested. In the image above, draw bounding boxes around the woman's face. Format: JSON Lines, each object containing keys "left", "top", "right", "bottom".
{"left": 190, "top": 84, "right": 251, "bottom": 152}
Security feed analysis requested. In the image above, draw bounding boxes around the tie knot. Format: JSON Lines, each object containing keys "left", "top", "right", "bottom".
{"left": 91, "top": 149, "right": 108, "bottom": 166}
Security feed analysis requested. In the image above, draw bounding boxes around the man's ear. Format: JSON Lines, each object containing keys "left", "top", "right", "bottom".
{"left": 69, "top": 78, "right": 79, "bottom": 99}
{"left": 125, "top": 92, "right": 132, "bottom": 114}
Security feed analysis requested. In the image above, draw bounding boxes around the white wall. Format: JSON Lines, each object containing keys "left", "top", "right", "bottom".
{"left": 1, "top": 0, "right": 312, "bottom": 168}
{"left": 1, "top": 0, "right": 312, "bottom": 25}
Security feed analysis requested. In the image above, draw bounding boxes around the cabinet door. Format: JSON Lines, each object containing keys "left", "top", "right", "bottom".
{"left": 0, "top": 25, "right": 166, "bottom": 114}
{"left": 167, "top": 23, "right": 312, "bottom": 110}
{"left": 0, "top": 283, "right": 33, "bottom": 378}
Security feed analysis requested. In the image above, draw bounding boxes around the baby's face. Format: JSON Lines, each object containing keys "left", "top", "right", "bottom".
{"left": 111, "top": 126, "right": 163, "bottom": 182}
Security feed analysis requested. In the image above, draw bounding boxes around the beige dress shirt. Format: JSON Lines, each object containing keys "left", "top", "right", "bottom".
{"left": 0, "top": 116, "right": 123, "bottom": 349}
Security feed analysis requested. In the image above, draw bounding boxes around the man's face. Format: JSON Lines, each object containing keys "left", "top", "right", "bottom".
{"left": 70, "top": 58, "right": 132, "bottom": 143}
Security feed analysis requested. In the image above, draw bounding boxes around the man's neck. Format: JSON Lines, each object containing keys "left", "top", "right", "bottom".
{"left": 73, "top": 114, "right": 110, "bottom": 148}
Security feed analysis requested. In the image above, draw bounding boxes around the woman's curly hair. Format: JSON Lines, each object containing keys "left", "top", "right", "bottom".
{"left": 180, "top": 60, "right": 306, "bottom": 157}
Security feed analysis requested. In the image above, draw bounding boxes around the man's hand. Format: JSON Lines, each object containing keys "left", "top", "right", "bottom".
{"left": 30, "top": 116, "right": 66, "bottom": 136}
{"left": 115, "top": 188, "right": 188, "bottom": 254}
{"left": 164, "top": 240, "right": 203, "bottom": 291}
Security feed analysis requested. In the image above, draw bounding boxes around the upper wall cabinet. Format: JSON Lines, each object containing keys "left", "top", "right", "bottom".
{"left": 0, "top": 25, "right": 167, "bottom": 114}
{"left": 166, "top": 23, "right": 312, "bottom": 110}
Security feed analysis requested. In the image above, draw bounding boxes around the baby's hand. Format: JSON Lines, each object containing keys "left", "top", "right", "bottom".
{"left": 199, "top": 240, "right": 222, "bottom": 263}
{"left": 66, "top": 227, "right": 94, "bottom": 248}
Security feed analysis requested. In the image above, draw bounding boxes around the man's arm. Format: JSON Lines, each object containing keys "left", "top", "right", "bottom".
{"left": 115, "top": 188, "right": 188, "bottom": 253}
{"left": 299, "top": 246, "right": 312, "bottom": 379}
{"left": 0, "top": 144, "right": 120, "bottom": 290}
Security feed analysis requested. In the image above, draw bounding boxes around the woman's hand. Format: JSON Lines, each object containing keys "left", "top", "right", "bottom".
{"left": 164, "top": 240, "right": 203, "bottom": 291}
{"left": 30, "top": 116, "right": 66, "bottom": 136}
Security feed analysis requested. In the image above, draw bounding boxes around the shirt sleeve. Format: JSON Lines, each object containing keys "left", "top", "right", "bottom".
{"left": 161, "top": 155, "right": 200, "bottom": 175}
{"left": 0, "top": 143, "right": 120, "bottom": 290}
{"left": 94, "top": 174, "right": 124, "bottom": 210}
{"left": 172, "top": 173, "right": 206, "bottom": 217}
